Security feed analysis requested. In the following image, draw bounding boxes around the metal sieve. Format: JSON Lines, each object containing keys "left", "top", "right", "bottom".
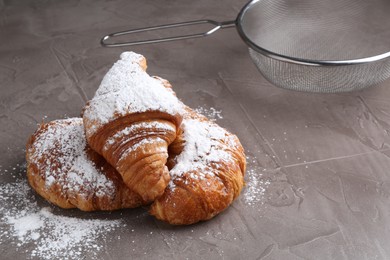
{"left": 101, "top": 0, "right": 390, "bottom": 93}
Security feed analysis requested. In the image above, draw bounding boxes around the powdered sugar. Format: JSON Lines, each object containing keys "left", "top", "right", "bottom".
{"left": 8, "top": 211, "right": 44, "bottom": 239}
{"left": 83, "top": 52, "right": 183, "bottom": 137}
{"left": 28, "top": 118, "right": 116, "bottom": 202}
{"left": 170, "top": 119, "right": 232, "bottom": 180}
{"left": 242, "top": 156, "right": 270, "bottom": 206}
{"left": 104, "top": 121, "right": 175, "bottom": 151}
{"left": 118, "top": 137, "right": 166, "bottom": 163}
{"left": 243, "top": 167, "right": 270, "bottom": 206}
{"left": 66, "top": 155, "right": 115, "bottom": 199}
{"left": 194, "top": 106, "right": 223, "bottom": 121}
{"left": 0, "top": 171, "right": 122, "bottom": 260}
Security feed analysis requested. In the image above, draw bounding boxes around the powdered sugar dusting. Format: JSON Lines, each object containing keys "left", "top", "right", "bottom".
{"left": 104, "top": 121, "right": 175, "bottom": 151}
{"left": 83, "top": 52, "right": 183, "bottom": 137}
{"left": 170, "top": 119, "right": 232, "bottom": 180}
{"left": 28, "top": 118, "right": 116, "bottom": 202}
{"left": 195, "top": 106, "right": 223, "bottom": 121}
{"left": 242, "top": 157, "right": 270, "bottom": 206}
{"left": 0, "top": 168, "right": 122, "bottom": 260}
{"left": 66, "top": 155, "right": 115, "bottom": 198}
{"left": 118, "top": 137, "right": 166, "bottom": 163}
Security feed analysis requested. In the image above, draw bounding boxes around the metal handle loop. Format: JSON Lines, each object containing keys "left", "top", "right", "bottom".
{"left": 101, "top": 20, "right": 236, "bottom": 47}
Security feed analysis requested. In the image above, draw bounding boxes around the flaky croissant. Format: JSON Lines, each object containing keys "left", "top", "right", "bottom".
{"left": 27, "top": 52, "right": 247, "bottom": 224}
{"left": 83, "top": 52, "right": 183, "bottom": 202}
{"left": 26, "top": 118, "right": 145, "bottom": 211}
{"left": 150, "top": 106, "right": 246, "bottom": 225}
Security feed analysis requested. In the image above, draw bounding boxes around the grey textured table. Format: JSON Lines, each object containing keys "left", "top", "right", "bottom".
{"left": 1, "top": 0, "right": 390, "bottom": 259}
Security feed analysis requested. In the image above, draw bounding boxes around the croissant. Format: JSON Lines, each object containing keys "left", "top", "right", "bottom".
{"left": 150, "top": 106, "right": 246, "bottom": 225}
{"left": 26, "top": 118, "right": 145, "bottom": 211}
{"left": 83, "top": 52, "right": 183, "bottom": 202}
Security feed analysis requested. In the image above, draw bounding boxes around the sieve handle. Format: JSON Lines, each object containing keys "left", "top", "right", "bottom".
{"left": 101, "top": 20, "right": 236, "bottom": 47}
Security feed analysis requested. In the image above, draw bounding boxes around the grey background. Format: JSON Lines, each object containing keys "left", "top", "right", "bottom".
{"left": 1, "top": 0, "right": 390, "bottom": 259}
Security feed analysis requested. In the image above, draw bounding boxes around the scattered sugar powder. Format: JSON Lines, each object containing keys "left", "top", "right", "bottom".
{"left": 194, "top": 106, "right": 223, "bottom": 121}
{"left": 242, "top": 160, "right": 270, "bottom": 206}
{"left": 0, "top": 171, "right": 122, "bottom": 260}
{"left": 83, "top": 52, "right": 184, "bottom": 137}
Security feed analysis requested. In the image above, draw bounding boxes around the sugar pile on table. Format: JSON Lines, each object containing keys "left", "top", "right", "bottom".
{"left": 0, "top": 165, "right": 123, "bottom": 260}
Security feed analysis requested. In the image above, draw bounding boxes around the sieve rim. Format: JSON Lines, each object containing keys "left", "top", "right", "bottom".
{"left": 236, "top": 0, "right": 390, "bottom": 67}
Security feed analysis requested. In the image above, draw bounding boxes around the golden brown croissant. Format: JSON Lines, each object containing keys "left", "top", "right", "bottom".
{"left": 26, "top": 118, "right": 145, "bottom": 211}
{"left": 150, "top": 106, "right": 246, "bottom": 225}
{"left": 82, "top": 52, "right": 183, "bottom": 202}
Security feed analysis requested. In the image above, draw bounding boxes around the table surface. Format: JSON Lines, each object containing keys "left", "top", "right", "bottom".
{"left": 1, "top": 0, "right": 390, "bottom": 259}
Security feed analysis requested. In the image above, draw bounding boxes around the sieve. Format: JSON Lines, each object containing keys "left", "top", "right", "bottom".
{"left": 101, "top": 0, "right": 390, "bottom": 93}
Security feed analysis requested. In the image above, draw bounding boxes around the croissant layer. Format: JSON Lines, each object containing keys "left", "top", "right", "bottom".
{"left": 26, "top": 118, "right": 145, "bottom": 211}
{"left": 150, "top": 107, "right": 246, "bottom": 225}
{"left": 82, "top": 53, "right": 183, "bottom": 202}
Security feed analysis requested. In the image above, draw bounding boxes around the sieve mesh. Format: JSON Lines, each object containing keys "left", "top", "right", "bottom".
{"left": 239, "top": 0, "right": 390, "bottom": 92}
{"left": 240, "top": 0, "right": 390, "bottom": 60}
{"left": 249, "top": 48, "right": 390, "bottom": 93}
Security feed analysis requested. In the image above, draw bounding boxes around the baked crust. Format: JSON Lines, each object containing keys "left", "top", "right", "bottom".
{"left": 150, "top": 107, "right": 246, "bottom": 225}
{"left": 83, "top": 53, "right": 183, "bottom": 203}
{"left": 26, "top": 118, "right": 145, "bottom": 211}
